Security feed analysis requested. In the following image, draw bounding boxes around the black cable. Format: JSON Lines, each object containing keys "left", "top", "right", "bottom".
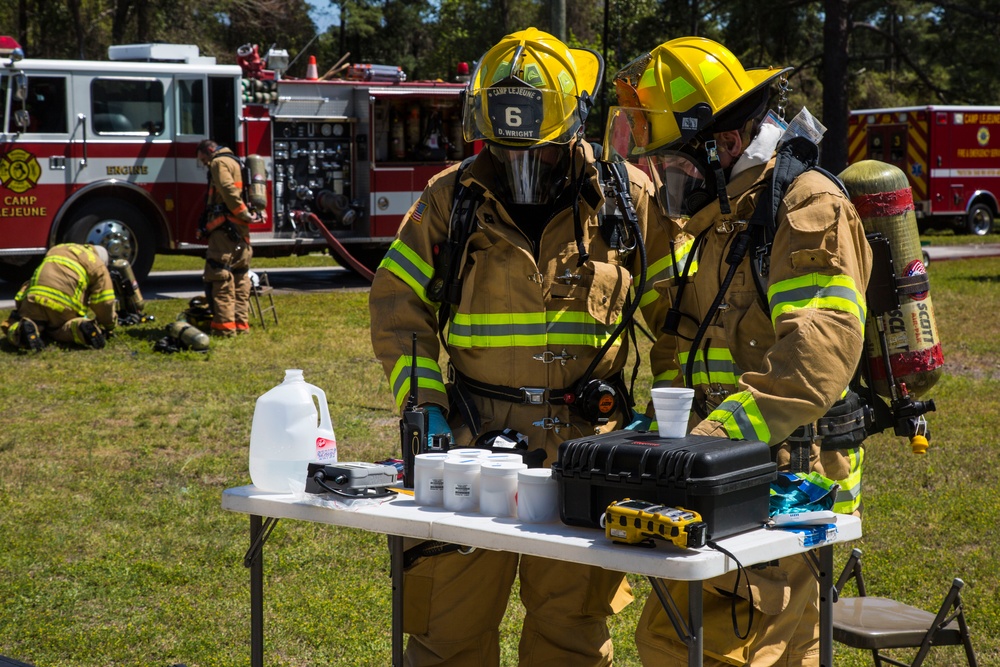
{"left": 706, "top": 539, "right": 754, "bottom": 640}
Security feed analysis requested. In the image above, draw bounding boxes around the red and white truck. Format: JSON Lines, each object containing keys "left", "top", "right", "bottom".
{"left": 848, "top": 105, "right": 1000, "bottom": 235}
{"left": 0, "top": 36, "right": 474, "bottom": 283}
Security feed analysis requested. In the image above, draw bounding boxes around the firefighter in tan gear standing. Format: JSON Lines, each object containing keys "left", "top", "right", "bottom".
{"left": 603, "top": 38, "right": 873, "bottom": 666}
{"left": 2, "top": 243, "right": 116, "bottom": 350}
{"left": 370, "top": 28, "right": 677, "bottom": 666}
{"left": 197, "top": 139, "right": 258, "bottom": 336}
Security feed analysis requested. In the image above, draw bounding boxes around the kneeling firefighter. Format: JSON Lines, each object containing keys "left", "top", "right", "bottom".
{"left": 604, "top": 38, "right": 872, "bottom": 666}
{"left": 369, "top": 28, "right": 678, "bottom": 666}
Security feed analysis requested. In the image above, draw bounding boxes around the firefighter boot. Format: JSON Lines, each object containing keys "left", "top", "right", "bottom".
{"left": 15, "top": 317, "right": 45, "bottom": 352}
{"left": 78, "top": 319, "right": 107, "bottom": 349}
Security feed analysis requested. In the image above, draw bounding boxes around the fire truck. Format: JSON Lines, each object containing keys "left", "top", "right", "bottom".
{"left": 0, "top": 36, "right": 474, "bottom": 283}
{"left": 848, "top": 105, "right": 1000, "bottom": 235}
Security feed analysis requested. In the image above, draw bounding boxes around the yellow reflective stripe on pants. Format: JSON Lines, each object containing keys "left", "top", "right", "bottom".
{"left": 767, "top": 272, "right": 867, "bottom": 328}
{"left": 379, "top": 238, "right": 435, "bottom": 305}
{"left": 390, "top": 354, "right": 445, "bottom": 409}
{"left": 706, "top": 390, "right": 772, "bottom": 443}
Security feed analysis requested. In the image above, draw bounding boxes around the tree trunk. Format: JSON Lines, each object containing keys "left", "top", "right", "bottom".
{"left": 821, "top": 0, "right": 851, "bottom": 173}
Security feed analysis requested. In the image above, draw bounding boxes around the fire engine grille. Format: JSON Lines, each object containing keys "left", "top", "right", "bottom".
{"left": 274, "top": 98, "right": 349, "bottom": 118}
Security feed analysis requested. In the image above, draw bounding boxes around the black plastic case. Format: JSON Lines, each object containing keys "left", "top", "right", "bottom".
{"left": 553, "top": 432, "right": 777, "bottom": 539}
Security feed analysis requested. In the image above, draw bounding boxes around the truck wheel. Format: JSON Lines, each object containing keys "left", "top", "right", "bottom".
{"left": 65, "top": 200, "right": 156, "bottom": 280}
{"left": 966, "top": 203, "right": 994, "bottom": 236}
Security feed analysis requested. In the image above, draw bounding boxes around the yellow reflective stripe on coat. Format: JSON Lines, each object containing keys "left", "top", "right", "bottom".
{"left": 706, "top": 390, "right": 771, "bottom": 443}
{"left": 379, "top": 239, "right": 434, "bottom": 305}
{"left": 447, "top": 310, "right": 622, "bottom": 349}
{"left": 767, "top": 273, "right": 866, "bottom": 328}
{"left": 652, "top": 369, "right": 678, "bottom": 387}
{"left": 389, "top": 354, "right": 446, "bottom": 409}
{"left": 830, "top": 446, "right": 864, "bottom": 514}
{"left": 677, "top": 347, "right": 739, "bottom": 386}
{"left": 27, "top": 284, "right": 85, "bottom": 315}
{"left": 90, "top": 287, "right": 116, "bottom": 305}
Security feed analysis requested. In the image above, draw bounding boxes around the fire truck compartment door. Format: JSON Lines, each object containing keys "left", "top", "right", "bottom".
{"left": 273, "top": 97, "right": 350, "bottom": 119}
{"left": 370, "top": 167, "right": 415, "bottom": 237}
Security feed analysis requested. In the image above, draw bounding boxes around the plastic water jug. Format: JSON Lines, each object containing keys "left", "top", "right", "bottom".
{"left": 248, "top": 369, "right": 337, "bottom": 493}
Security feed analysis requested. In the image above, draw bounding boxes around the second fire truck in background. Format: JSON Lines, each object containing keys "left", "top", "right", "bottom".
{"left": 848, "top": 105, "right": 1000, "bottom": 235}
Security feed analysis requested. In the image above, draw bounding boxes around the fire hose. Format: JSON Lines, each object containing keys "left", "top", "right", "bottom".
{"left": 294, "top": 211, "right": 376, "bottom": 282}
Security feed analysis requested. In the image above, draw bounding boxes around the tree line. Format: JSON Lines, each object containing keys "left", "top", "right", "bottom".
{"left": 4, "top": 0, "right": 1000, "bottom": 171}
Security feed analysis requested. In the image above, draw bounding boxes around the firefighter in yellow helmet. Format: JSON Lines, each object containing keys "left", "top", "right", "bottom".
{"left": 370, "top": 27, "right": 677, "bottom": 665}
{"left": 604, "top": 37, "right": 872, "bottom": 666}
{"left": 2, "top": 243, "right": 117, "bottom": 350}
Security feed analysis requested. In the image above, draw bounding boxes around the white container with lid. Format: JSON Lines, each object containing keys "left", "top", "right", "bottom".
{"left": 447, "top": 448, "right": 490, "bottom": 459}
{"left": 443, "top": 458, "right": 481, "bottom": 512}
{"left": 480, "top": 461, "right": 527, "bottom": 517}
{"left": 516, "top": 468, "right": 559, "bottom": 523}
{"left": 413, "top": 453, "right": 450, "bottom": 506}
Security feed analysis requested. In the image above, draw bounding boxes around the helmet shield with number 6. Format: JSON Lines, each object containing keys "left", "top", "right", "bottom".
{"left": 463, "top": 27, "right": 603, "bottom": 148}
{"left": 463, "top": 28, "right": 603, "bottom": 204}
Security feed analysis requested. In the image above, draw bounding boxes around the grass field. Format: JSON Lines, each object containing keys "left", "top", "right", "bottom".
{"left": 1, "top": 253, "right": 998, "bottom": 666}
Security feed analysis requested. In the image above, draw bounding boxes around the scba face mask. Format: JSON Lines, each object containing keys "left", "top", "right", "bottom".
{"left": 488, "top": 142, "right": 572, "bottom": 206}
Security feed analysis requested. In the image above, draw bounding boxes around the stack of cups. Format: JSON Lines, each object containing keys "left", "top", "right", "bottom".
{"left": 651, "top": 387, "right": 695, "bottom": 439}
{"left": 480, "top": 460, "right": 527, "bottom": 517}
{"left": 516, "top": 468, "right": 559, "bottom": 523}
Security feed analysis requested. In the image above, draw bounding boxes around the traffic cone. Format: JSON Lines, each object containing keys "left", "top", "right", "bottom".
{"left": 306, "top": 55, "right": 318, "bottom": 80}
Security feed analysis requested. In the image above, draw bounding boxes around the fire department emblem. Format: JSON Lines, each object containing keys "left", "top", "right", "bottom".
{"left": 977, "top": 126, "right": 990, "bottom": 146}
{"left": 0, "top": 149, "right": 41, "bottom": 194}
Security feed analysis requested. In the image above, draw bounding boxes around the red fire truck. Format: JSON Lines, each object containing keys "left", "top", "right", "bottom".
{"left": 848, "top": 105, "right": 1000, "bottom": 235}
{"left": 0, "top": 36, "right": 473, "bottom": 283}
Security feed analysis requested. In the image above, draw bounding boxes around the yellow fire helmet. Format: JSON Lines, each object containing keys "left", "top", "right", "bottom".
{"left": 463, "top": 27, "right": 604, "bottom": 147}
{"left": 603, "top": 36, "right": 790, "bottom": 161}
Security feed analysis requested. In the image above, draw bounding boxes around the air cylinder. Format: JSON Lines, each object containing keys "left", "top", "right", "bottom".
{"left": 839, "top": 160, "right": 944, "bottom": 398}
{"left": 246, "top": 154, "right": 268, "bottom": 210}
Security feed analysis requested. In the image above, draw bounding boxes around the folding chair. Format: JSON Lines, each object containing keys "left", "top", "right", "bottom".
{"left": 833, "top": 548, "right": 978, "bottom": 667}
{"left": 251, "top": 271, "right": 278, "bottom": 330}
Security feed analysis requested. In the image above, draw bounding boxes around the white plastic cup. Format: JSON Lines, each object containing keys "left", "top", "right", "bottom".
{"left": 516, "top": 468, "right": 559, "bottom": 523}
{"left": 413, "top": 453, "right": 450, "bottom": 507}
{"left": 480, "top": 461, "right": 527, "bottom": 517}
{"left": 443, "top": 458, "right": 481, "bottom": 512}
{"left": 651, "top": 387, "right": 695, "bottom": 439}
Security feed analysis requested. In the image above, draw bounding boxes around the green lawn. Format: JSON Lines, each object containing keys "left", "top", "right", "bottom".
{"left": 1, "top": 256, "right": 998, "bottom": 666}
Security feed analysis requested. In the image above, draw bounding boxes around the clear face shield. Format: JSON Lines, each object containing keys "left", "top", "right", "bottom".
{"left": 487, "top": 143, "right": 572, "bottom": 205}
{"left": 603, "top": 104, "right": 712, "bottom": 219}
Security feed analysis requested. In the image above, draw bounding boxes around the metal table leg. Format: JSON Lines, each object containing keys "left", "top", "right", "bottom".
{"left": 818, "top": 545, "right": 834, "bottom": 667}
{"left": 649, "top": 577, "right": 703, "bottom": 667}
{"left": 389, "top": 535, "right": 404, "bottom": 666}
{"left": 249, "top": 515, "right": 265, "bottom": 667}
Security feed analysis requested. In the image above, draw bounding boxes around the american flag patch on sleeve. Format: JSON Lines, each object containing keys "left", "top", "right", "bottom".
{"left": 411, "top": 200, "right": 427, "bottom": 223}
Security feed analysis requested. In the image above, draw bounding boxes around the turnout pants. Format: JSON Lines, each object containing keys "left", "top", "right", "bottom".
{"left": 203, "top": 227, "right": 252, "bottom": 333}
{"left": 7, "top": 302, "right": 100, "bottom": 348}
{"left": 635, "top": 554, "right": 819, "bottom": 666}
{"left": 402, "top": 546, "right": 631, "bottom": 666}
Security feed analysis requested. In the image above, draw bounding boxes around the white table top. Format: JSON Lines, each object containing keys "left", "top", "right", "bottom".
{"left": 222, "top": 485, "right": 861, "bottom": 581}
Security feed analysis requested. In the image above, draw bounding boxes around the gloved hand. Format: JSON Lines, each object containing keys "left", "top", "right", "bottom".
{"left": 425, "top": 405, "right": 453, "bottom": 448}
{"left": 625, "top": 410, "right": 652, "bottom": 432}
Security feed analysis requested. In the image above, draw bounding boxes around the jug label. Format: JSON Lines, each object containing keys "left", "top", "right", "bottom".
{"left": 316, "top": 436, "right": 338, "bottom": 461}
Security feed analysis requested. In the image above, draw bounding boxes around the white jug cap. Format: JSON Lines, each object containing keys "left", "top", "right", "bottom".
{"left": 517, "top": 468, "right": 553, "bottom": 484}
